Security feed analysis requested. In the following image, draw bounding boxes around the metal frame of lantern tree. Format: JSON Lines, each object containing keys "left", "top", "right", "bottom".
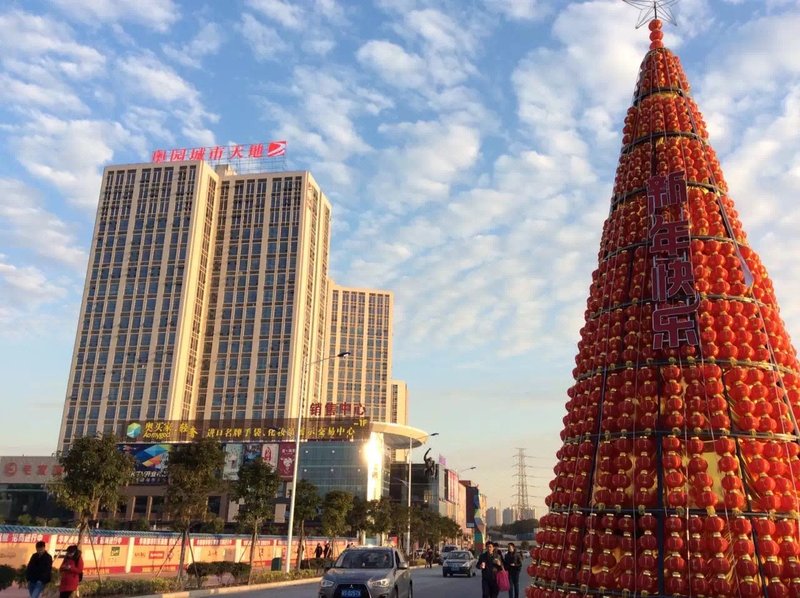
{"left": 527, "top": 18, "right": 800, "bottom": 598}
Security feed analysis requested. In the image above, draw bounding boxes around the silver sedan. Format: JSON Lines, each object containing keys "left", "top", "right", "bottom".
{"left": 318, "top": 547, "right": 413, "bottom": 598}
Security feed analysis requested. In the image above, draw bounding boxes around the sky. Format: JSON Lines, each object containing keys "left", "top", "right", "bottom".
{"left": 1, "top": 0, "right": 800, "bottom": 517}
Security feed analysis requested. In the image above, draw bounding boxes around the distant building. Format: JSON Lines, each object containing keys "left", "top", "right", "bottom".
{"left": 486, "top": 507, "right": 498, "bottom": 528}
{"left": 502, "top": 507, "right": 515, "bottom": 526}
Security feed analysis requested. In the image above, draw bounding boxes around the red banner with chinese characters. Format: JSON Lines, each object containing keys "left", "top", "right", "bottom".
{"left": 150, "top": 141, "right": 286, "bottom": 164}
{"left": 646, "top": 171, "right": 699, "bottom": 350}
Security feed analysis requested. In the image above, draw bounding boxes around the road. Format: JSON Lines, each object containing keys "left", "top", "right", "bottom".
{"left": 222, "top": 564, "right": 532, "bottom": 597}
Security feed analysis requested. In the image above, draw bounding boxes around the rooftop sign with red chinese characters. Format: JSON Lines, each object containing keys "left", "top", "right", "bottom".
{"left": 646, "top": 171, "right": 700, "bottom": 349}
{"left": 0, "top": 456, "right": 62, "bottom": 484}
{"left": 150, "top": 140, "right": 287, "bottom": 164}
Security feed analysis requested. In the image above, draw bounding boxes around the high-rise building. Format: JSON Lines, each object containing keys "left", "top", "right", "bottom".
{"left": 486, "top": 506, "right": 498, "bottom": 529}
{"left": 58, "top": 161, "right": 333, "bottom": 450}
{"left": 390, "top": 380, "right": 408, "bottom": 425}
{"left": 323, "top": 285, "right": 393, "bottom": 421}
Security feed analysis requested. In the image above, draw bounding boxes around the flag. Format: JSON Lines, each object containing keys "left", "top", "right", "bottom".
{"left": 267, "top": 140, "right": 286, "bottom": 157}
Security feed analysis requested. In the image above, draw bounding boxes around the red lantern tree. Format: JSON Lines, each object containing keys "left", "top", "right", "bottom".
{"left": 528, "top": 19, "right": 800, "bottom": 598}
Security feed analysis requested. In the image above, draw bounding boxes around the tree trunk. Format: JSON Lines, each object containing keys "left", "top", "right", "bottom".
{"left": 248, "top": 522, "right": 258, "bottom": 585}
{"left": 77, "top": 517, "right": 88, "bottom": 549}
{"left": 296, "top": 520, "right": 305, "bottom": 570}
{"left": 177, "top": 529, "right": 187, "bottom": 585}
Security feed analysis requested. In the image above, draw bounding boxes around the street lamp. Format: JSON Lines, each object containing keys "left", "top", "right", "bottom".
{"left": 407, "top": 431, "right": 438, "bottom": 555}
{"left": 459, "top": 466, "right": 477, "bottom": 474}
{"left": 285, "top": 350, "right": 351, "bottom": 573}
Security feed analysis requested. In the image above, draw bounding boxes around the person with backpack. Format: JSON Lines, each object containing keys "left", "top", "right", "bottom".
{"left": 59, "top": 545, "right": 84, "bottom": 598}
{"left": 25, "top": 541, "right": 53, "bottom": 598}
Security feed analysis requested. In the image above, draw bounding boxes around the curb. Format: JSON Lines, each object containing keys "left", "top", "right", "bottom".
{"left": 132, "top": 566, "right": 429, "bottom": 598}
{"left": 133, "top": 576, "right": 322, "bottom": 598}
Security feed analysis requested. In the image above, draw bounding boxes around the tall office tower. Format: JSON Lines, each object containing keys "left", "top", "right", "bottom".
{"left": 324, "top": 285, "right": 393, "bottom": 421}
{"left": 485, "top": 506, "right": 498, "bottom": 529}
{"left": 389, "top": 380, "right": 408, "bottom": 425}
{"left": 58, "top": 161, "right": 332, "bottom": 450}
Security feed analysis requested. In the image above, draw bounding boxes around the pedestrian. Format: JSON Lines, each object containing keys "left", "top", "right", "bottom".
{"left": 503, "top": 542, "right": 523, "bottom": 598}
{"left": 315, "top": 542, "right": 323, "bottom": 559}
{"left": 25, "top": 541, "right": 52, "bottom": 598}
{"left": 477, "top": 541, "right": 504, "bottom": 598}
{"left": 323, "top": 541, "right": 332, "bottom": 559}
{"left": 425, "top": 547, "right": 433, "bottom": 568}
{"left": 58, "top": 545, "right": 83, "bottom": 598}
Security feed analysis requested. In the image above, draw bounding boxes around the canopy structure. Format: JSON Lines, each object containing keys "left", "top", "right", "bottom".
{"left": 528, "top": 19, "right": 800, "bottom": 598}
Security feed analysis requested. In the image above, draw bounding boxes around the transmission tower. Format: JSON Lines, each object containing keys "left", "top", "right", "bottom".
{"left": 512, "top": 448, "right": 533, "bottom": 520}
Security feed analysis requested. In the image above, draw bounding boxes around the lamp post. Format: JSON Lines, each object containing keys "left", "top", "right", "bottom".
{"left": 406, "top": 431, "right": 438, "bottom": 555}
{"left": 284, "top": 350, "right": 350, "bottom": 573}
{"left": 459, "top": 466, "right": 477, "bottom": 474}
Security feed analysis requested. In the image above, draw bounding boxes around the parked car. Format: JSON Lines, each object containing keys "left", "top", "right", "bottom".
{"left": 442, "top": 550, "right": 477, "bottom": 577}
{"left": 318, "top": 546, "right": 412, "bottom": 598}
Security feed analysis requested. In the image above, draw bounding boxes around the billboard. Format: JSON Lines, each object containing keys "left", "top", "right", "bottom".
{"left": 222, "top": 444, "right": 244, "bottom": 480}
{"left": 277, "top": 443, "right": 296, "bottom": 478}
{"left": 261, "top": 443, "right": 279, "bottom": 470}
{"left": 120, "top": 444, "right": 171, "bottom": 485}
{"left": 0, "top": 457, "right": 61, "bottom": 484}
{"left": 120, "top": 417, "right": 370, "bottom": 444}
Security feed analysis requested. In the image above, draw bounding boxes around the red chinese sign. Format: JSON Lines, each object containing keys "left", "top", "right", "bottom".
{"left": 151, "top": 141, "right": 286, "bottom": 164}
{"left": 646, "top": 171, "right": 699, "bottom": 350}
{"left": 277, "top": 443, "right": 296, "bottom": 479}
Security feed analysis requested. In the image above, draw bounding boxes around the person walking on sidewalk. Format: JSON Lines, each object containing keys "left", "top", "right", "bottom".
{"left": 503, "top": 543, "right": 523, "bottom": 598}
{"left": 25, "top": 541, "right": 52, "bottom": 598}
{"left": 58, "top": 545, "right": 83, "bottom": 598}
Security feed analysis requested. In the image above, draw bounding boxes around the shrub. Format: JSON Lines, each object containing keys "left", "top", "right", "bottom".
{"left": 249, "top": 569, "right": 319, "bottom": 584}
{"left": 0, "top": 565, "right": 16, "bottom": 591}
{"left": 76, "top": 578, "right": 182, "bottom": 597}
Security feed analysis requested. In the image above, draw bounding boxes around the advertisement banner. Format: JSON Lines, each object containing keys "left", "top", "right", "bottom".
{"left": 0, "top": 457, "right": 61, "bottom": 484}
{"left": 222, "top": 444, "right": 244, "bottom": 480}
{"left": 277, "top": 443, "right": 296, "bottom": 478}
{"left": 261, "top": 443, "right": 279, "bottom": 470}
{"left": 121, "top": 417, "right": 370, "bottom": 444}
{"left": 119, "top": 444, "right": 171, "bottom": 485}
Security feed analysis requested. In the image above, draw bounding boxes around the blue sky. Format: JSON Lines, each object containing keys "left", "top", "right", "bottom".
{"left": 2, "top": 0, "right": 800, "bottom": 515}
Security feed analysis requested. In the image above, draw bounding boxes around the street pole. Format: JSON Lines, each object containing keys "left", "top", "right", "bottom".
{"left": 406, "top": 435, "right": 412, "bottom": 554}
{"left": 284, "top": 350, "right": 350, "bottom": 573}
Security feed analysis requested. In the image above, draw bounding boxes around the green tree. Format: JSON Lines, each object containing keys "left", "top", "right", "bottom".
{"left": 291, "top": 479, "right": 321, "bottom": 568}
{"left": 165, "top": 438, "right": 225, "bottom": 584}
{"left": 367, "top": 497, "right": 393, "bottom": 541}
{"left": 320, "top": 491, "right": 354, "bottom": 556}
{"left": 231, "top": 458, "right": 279, "bottom": 583}
{"left": 439, "top": 515, "right": 461, "bottom": 544}
{"left": 50, "top": 435, "right": 134, "bottom": 546}
{"left": 346, "top": 496, "right": 369, "bottom": 541}
{"left": 388, "top": 502, "right": 410, "bottom": 553}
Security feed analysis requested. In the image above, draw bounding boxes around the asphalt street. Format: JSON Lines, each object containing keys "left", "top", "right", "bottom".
{"left": 220, "top": 564, "right": 532, "bottom": 598}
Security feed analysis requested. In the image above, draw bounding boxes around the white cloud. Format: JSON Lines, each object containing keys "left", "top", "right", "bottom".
{"left": 484, "top": 0, "right": 548, "bottom": 21}
{"left": 238, "top": 13, "right": 286, "bottom": 62}
{"left": 117, "top": 54, "right": 217, "bottom": 145}
{"left": 0, "top": 256, "right": 67, "bottom": 304}
{"left": 246, "top": 0, "right": 305, "bottom": 30}
{"left": 163, "top": 23, "right": 223, "bottom": 69}
{"left": 0, "top": 10, "right": 105, "bottom": 68}
{"left": 49, "top": 0, "right": 180, "bottom": 32}
{"left": 0, "top": 178, "right": 87, "bottom": 269}
{"left": 14, "top": 114, "right": 141, "bottom": 209}
{"left": 357, "top": 41, "right": 427, "bottom": 89}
